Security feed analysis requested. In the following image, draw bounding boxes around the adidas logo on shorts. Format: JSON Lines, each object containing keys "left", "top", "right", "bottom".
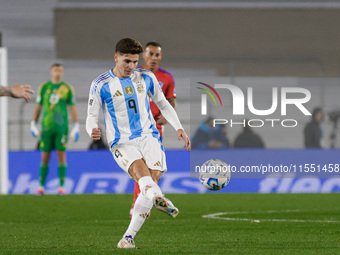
{"left": 154, "top": 161, "right": 161, "bottom": 167}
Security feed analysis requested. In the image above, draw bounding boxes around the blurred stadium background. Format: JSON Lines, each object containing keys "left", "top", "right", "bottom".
{"left": 1, "top": 0, "right": 340, "bottom": 194}
{"left": 3, "top": 0, "right": 340, "bottom": 150}
{"left": 1, "top": 1, "right": 340, "bottom": 254}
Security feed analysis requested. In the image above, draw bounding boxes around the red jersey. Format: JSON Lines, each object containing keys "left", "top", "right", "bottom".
{"left": 141, "top": 66, "right": 176, "bottom": 137}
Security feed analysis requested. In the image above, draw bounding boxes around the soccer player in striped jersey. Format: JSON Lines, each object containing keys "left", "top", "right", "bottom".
{"left": 86, "top": 38, "right": 190, "bottom": 249}
{"left": 130, "top": 41, "right": 176, "bottom": 217}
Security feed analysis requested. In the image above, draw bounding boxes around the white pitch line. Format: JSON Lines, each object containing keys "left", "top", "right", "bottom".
{"left": 202, "top": 210, "right": 340, "bottom": 223}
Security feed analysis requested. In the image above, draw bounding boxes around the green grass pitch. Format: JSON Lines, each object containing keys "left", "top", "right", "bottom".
{"left": 0, "top": 194, "right": 339, "bottom": 254}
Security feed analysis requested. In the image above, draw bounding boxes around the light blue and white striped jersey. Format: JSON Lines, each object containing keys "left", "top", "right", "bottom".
{"left": 87, "top": 68, "right": 166, "bottom": 149}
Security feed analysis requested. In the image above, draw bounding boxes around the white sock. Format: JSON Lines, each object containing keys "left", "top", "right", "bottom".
{"left": 124, "top": 193, "right": 153, "bottom": 238}
{"left": 138, "top": 176, "right": 163, "bottom": 201}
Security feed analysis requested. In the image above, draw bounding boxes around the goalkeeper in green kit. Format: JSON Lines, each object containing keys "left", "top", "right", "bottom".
{"left": 31, "top": 63, "right": 79, "bottom": 195}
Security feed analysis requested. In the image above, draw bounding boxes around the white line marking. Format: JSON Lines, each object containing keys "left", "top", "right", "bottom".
{"left": 202, "top": 210, "right": 340, "bottom": 223}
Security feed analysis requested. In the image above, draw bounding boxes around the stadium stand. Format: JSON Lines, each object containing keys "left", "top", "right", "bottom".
{"left": 2, "top": 0, "right": 340, "bottom": 150}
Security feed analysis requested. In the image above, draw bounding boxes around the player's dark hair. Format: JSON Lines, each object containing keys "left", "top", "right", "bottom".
{"left": 145, "top": 41, "right": 162, "bottom": 49}
{"left": 51, "top": 63, "right": 63, "bottom": 69}
{"left": 116, "top": 38, "right": 143, "bottom": 55}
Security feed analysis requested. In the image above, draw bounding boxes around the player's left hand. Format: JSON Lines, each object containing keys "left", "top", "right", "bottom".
{"left": 91, "top": 127, "right": 101, "bottom": 141}
{"left": 156, "top": 114, "right": 168, "bottom": 125}
{"left": 177, "top": 129, "right": 191, "bottom": 151}
{"left": 70, "top": 123, "right": 80, "bottom": 142}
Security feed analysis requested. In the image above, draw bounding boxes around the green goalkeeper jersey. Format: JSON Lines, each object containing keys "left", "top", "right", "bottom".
{"left": 36, "top": 81, "right": 75, "bottom": 133}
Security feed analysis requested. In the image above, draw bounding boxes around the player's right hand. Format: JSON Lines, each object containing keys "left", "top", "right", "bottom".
{"left": 30, "top": 121, "right": 40, "bottom": 138}
{"left": 177, "top": 129, "right": 191, "bottom": 151}
{"left": 91, "top": 127, "right": 101, "bottom": 141}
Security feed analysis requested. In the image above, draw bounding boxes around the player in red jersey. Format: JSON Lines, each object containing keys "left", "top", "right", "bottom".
{"left": 130, "top": 41, "right": 176, "bottom": 217}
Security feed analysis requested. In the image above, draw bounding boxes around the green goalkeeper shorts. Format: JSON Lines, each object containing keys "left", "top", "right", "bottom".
{"left": 40, "top": 130, "right": 68, "bottom": 152}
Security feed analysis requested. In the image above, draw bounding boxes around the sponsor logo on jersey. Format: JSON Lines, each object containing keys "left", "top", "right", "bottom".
{"left": 125, "top": 86, "right": 134, "bottom": 96}
{"left": 113, "top": 90, "right": 123, "bottom": 98}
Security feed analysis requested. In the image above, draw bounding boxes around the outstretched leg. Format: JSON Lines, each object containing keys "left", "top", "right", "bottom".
{"left": 117, "top": 160, "right": 178, "bottom": 249}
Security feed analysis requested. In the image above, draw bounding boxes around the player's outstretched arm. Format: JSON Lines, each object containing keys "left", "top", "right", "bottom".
{"left": 177, "top": 129, "right": 191, "bottom": 151}
{"left": 0, "top": 84, "right": 34, "bottom": 102}
{"left": 152, "top": 91, "right": 190, "bottom": 150}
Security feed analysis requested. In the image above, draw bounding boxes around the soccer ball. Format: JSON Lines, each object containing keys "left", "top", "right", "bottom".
{"left": 199, "top": 159, "right": 231, "bottom": 190}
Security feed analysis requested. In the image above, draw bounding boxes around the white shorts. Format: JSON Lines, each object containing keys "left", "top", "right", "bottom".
{"left": 111, "top": 134, "right": 167, "bottom": 177}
